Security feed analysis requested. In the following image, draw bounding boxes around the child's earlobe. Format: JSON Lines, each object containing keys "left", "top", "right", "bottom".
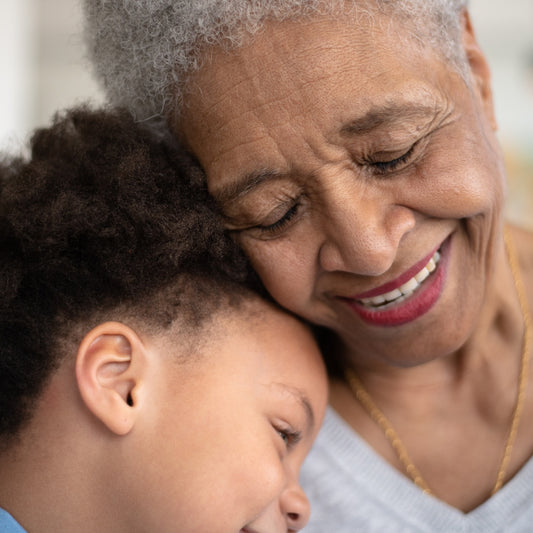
{"left": 75, "top": 322, "right": 147, "bottom": 435}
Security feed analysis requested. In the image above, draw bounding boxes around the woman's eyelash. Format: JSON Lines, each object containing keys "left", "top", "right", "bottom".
{"left": 369, "top": 143, "right": 417, "bottom": 173}
{"left": 257, "top": 202, "right": 300, "bottom": 234}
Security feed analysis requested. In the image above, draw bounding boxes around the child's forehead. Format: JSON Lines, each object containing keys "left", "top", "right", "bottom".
{"left": 201, "top": 300, "right": 319, "bottom": 373}
{"left": 146, "top": 293, "right": 328, "bottom": 444}
{"left": 208, "top": 297, "right": 309, "bottom": 337}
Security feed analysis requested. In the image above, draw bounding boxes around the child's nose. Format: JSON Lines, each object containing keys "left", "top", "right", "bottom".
{"left": 280, "top": 484, "right": 311, "bottom": 531}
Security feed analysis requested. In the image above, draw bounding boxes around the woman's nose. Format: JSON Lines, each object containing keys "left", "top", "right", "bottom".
{"left": 318, "top": 198, "right": 415, "bottom": 276}
{"left": 280, "top": 483, "right": 311, "bottom": 531}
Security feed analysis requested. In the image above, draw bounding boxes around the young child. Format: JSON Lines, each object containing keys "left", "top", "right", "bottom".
{"left": 0, "top": 107, "right": 328, "bottom": 533}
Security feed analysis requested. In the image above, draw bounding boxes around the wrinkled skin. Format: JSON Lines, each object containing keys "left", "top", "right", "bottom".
{"left": 180, "top": 12, "right": 504, "bottom": 369}
{"left": 177, "top": 9, "right": 533, "bottom": 512}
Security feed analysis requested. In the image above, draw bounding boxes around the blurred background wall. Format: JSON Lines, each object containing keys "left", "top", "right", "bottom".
{"left": 1, "top": 0, "right": 532, "bottom": 227}
{"left": 0, "top": 0, "right": 104, "bottom": 152}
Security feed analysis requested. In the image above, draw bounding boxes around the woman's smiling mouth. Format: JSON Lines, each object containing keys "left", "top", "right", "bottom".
{"left": 358, "top": 249, "right": 441, "bottom": 308}
{"left": 341, "top": 237, "right": 451, "bottom": 326}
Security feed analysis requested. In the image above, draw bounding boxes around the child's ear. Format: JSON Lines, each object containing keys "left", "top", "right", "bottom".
{"left": 460, "top": 9, "right": 497, "bottom": 130}
{"left": 75, "top": 321, "right": 148, "bottom": 436}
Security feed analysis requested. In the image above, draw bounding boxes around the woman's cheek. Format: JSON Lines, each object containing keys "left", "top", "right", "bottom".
{"left": 242, "top": 236, "right": 318, "bottom": 311}
{"left": 411, "top": 136, "right": 505, "bottom": 222}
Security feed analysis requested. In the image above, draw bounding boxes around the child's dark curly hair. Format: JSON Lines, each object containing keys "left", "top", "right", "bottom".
{"left": 0, "top": 106, "right": 260, "bottom": 441}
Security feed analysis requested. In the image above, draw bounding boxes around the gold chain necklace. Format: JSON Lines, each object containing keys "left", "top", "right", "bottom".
{"left": 344, "top": 229, "right": 531, "bottom": 496}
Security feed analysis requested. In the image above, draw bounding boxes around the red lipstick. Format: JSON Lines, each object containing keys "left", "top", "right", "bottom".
{"left": 342, "top": 237, "right": 451, "bottom": 327}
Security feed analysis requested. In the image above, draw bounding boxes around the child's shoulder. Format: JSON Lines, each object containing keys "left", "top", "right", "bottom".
{"left": 0, "top": 508, "right": 27, "bottom": 533}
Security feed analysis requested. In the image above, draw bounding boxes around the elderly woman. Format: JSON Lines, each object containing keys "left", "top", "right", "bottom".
{"left": 84, "top": 1, "right": 533, "bottom": 531}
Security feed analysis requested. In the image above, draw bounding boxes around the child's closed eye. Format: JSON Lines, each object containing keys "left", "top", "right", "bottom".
{"left": 273, "top": 423, "right": 302, "bottom": 450}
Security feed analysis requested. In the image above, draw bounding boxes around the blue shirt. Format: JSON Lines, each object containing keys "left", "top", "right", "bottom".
{"left": 0, "top": 508, "right": 26, "bottom": 533}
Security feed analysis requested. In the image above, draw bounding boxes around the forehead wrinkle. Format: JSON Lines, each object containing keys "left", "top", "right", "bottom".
{"left": 212, "top": 118, "right": 354, "bottom": 206}
{"left": 193, "top": 35, "right": 358, "bottom": 134}
{"left": 207, "top": 126, "right": 290, "bottom": 202}
{"left": 195, "top": 83, "right": 305, "bottom": 161}
{"left": 208, "top": 109, "right": 322, "bottom": 204}
{"left": 211, "top": 132, "right": 332, "bottom": 206}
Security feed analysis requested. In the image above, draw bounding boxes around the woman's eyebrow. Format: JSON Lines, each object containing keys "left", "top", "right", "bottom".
{"left": 341, "top": 103, "right": 438, "bottom": 136}
{"left": 213, "top": 104, "right": 439, "bottom": 205}
{"left": 213, "top": 168, "right": 286, "bottom": 204}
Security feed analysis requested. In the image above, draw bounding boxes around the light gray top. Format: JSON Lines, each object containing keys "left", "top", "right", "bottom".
{"left": 301, "top": 407, "right": 533, "bottom": 532}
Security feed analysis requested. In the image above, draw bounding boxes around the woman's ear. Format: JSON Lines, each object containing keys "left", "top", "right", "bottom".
{"left": 460, "top": 9, "right": 497, "bottom": 130}
{"left": 75, "top": 321, "right": 148, "bottom": 436}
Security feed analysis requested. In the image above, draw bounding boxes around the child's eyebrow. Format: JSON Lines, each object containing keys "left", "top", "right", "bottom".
{"left": 276, "top": 383, "right": 315, "bottom": 433}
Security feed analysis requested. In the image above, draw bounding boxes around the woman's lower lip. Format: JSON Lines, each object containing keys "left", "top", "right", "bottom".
{"left": 342, "top": 236, "right": 451, "bottom": 327}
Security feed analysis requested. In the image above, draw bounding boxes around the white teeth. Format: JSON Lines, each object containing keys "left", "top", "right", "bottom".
{"left": 399, "top": 277, "right": 419, "bottom": 294}
{"left": 414, "top": 267, "right": 430, "bottom": 283}
{"left": 358, "top": 248, "right": 441, "bottom": 308}
{"left": 383, "top": 288, "right": 403, "bottom": 302}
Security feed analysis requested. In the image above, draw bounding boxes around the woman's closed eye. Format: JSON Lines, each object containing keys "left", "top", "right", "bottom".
{"left": 228, "top": 196, "right": 304, "bottom": 239}
{"left": 365, "top": 140, "right": 420, "bottom": 175}
{"left": 255, "top": 202, "right": 301, "bottom": 236}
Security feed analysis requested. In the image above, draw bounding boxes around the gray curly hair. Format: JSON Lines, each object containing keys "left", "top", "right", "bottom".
{"left": 83, "top": 0, "right": 469, "bottom": 123}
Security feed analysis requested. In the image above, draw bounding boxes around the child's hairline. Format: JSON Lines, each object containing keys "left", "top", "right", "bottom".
{"left": 54, "top": 277, "right": 271, "bottom": 367}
